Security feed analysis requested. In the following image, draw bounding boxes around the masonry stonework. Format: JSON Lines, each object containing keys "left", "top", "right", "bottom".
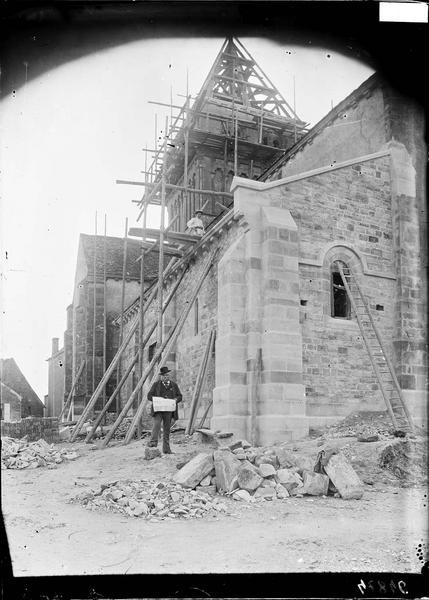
{"left": 113, "top": 74, "right": 426, "bottom": 443}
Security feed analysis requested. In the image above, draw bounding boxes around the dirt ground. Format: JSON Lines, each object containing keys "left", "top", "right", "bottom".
{"left": 2, "top": 430, "right": 428, "bottom": 576}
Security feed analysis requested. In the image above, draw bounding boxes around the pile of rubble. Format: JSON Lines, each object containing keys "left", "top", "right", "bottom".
{"left": 72, "top": 479, "right": 230, "bottom": 521}
{"left": 172, "top": 439, "right": 364, "bottom": 501}
{"left": 322, "top": 411, "right": 403, "bottom": 440}
{"left": 1, "top": 436, "right": 79, "bottom": 470}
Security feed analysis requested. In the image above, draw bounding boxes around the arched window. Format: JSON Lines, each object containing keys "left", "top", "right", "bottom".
{"left": 331, "top": 262, "right": 351, "bottom": 319}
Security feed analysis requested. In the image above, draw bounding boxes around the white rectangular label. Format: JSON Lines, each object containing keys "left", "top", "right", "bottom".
{"left": 380, "top": 2, "right": 428, "bottom": 23}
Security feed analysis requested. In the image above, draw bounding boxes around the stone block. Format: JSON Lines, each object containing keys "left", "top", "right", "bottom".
{"left": 258, "top": 463, "right": 276, "bottom": 478}
{"left": 275, "top": 447, "right": 297, "bottom": 468}
{"left": 261, "top": 479, "right": 277, "bottom": 488}
{"left": 214, "top": 449, "right": 242, "bottom": 493}
{"left": 199, "top": 475, "right": 212, "bottom": 486}
{"left": 254, "top": 487, "right": 276, "bottom": 499}
{"left": 275, "top": 468, "right": 303, "bottom": 492}
{"left": 144, "top": 447, "right": 161, "bottom": 461}
{"left": 237, "top": 462, "right": 263, "bottom": 492}
{"left": 301, "top": 471, "right": 329, "bottom": 496}
{"left": 195, "top": 484, "right": 217, "bottom": 496}
{"left": 275, "top": 483, "right": 290, "bottom": 498}
{"left": 232, "top": 489, "right": 252, "bottom": 502}
{"left": 254, "top": 454, "right": 278, "bottom": 468}
{"left": 172, "top": 452, "right": 214, "bottom": 489}
{"left": 324, "top": 453, "right": 364, "bottom": 500}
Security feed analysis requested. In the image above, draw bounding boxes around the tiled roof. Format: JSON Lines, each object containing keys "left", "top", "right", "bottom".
{"left": 80, "top": 234, "right": 164, "bottom": 281}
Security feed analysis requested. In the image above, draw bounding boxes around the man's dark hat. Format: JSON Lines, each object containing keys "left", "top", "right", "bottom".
{"left": 160, "top": 366, "right": 171, "bottom": 375}
{"left": 195, "top": 209, "right": 203, "bottom": 214}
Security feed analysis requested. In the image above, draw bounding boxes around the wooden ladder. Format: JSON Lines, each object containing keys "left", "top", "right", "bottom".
{"left": 337, "top": 262, "right": 414, "bottom": 433}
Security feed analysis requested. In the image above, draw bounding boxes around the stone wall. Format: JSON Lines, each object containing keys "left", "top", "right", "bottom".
{"left": 119, "top": 221, "right": 242, "bottom": 428}
{"left": 1, "top": 417, "right": 60, "bottom": 443}
{"left": 273, "top": 81, "right": 387, "bottom": 180}
{"left": 229, "top": 150, "right": 398, "bottom": 431}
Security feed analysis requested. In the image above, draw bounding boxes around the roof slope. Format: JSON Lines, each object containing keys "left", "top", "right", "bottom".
{"left": 0, "top": 358, "right": 44, "bottom": 415}
{"left": 261, "top": 73, "right": 379, "bottom": 181}
{"left": 80, "top": 234, "right": 161, "bottom": 281}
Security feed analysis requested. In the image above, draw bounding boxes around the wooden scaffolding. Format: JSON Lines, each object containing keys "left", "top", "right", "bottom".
{"left": 69, "top": 36, "right": 307, "bottom": 445}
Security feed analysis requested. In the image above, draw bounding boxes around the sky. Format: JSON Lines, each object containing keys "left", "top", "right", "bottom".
{"left": 0, "top": 36, "right": 374, "bottom": 400}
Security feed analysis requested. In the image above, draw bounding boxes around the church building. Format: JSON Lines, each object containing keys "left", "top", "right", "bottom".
{"left": 57, "top": 37, "right": 426, "bottom": 443}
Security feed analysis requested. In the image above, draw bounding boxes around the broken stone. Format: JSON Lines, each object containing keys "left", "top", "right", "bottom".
{"left": 275, "top": 447, "right": 297, "bottom": 468}
{"left": 195, "top": 484, "right": 217, "bottom": 496}
{"left": 199, "top": 475, "right": 212, "bottom": 487}
{"left": 254, "top": 487, "right": 276, "bottom": 499}
{"left": 258, "top": 463, "right": 276, "bottom": 478}
{"left": 301, "top": 471, "right": 329, "bottom": 496}
{"left": 275, "top": 468, "right": 303, "bottom": 492}
{"left": 254, "top": 454, "right": 277, "bottom": 468}
{"left": 216, "top": 432, "right": 234, "bottom": 439}
{"left": 244, "top": 450, "right": 257, "bottom": 463}
{"left": 64, "top": 451, "right": 79, "bottom": 461}
{"left": 324, "top": 453, "right": 364, "bottom": 500}
{"left": 228, "top": 440, "right": 243, "bottom": 451}
{"left": 132, "top": 503, "right": 149, "bottom": 516}
{"left": 237, "top": 461, "right": 263, "bottom": 492}
{"left": 275, "top": 483, "right": 289, "bottom": 499}
{"left": 358, "top": 434, "right": 379, "bottom": 442}
{"left": 214, "top": 449, "right": 242, "bottom": 493}
{"left": 290, "top": 485, "right": 305, "bottom": 497}
{"left": 144, "top": 447, "right": 161, "bottom": 460}
{"left": 233, "top": 489, "right": 252, "bottom": 502}
{"left": 173, "top": 452, "right": 214, "bottom": 489}
{"left": 261, "top": 479, "right": 277, "bottom": 488}
{"left": 111, "top": 489, "right": 125, "bottom": 501}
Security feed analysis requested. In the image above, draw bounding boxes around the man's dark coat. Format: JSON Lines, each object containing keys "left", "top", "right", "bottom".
{"left": 147, "top": 379, "right": 183, "bottom": 420}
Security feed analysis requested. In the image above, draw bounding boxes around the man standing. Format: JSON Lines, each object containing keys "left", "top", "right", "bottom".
{"left": 186, "top": 210, "right": 205, "bottom": 236}
{"left": 147, "top": 366, "right": 182, "bottom": 454}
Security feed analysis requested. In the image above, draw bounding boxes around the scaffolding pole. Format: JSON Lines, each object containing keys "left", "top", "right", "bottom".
{"left": 119, "top": 249, "right": 219, "bottom": 447}
{"left": 85, "top": 263, "right": 188, "bottom": 443}
{"left": 117, "top": 179, "right": 233, "bottom": 200}
{"left": 70, "top": 257, "right": 177, "bottom": 441}
{"left": 92, "top": 212, "right": 97, "bottom": 397}
{"left": 117, "top": 217, "right": 128, "bottom": 415}
{"left": 136, "top": 211, "right": 147, "bottom": 439}
{"left": 184, "top": 95, "right": 190, "bottom": 229}
{"left": 157, "top": 116, "right": 169, "bottom": 351}
{"left": 102, "top": 214, "right": 107, "bottom": 420}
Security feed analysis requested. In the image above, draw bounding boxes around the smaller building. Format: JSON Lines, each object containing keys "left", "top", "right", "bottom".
{"left": 46, "top": 338, "right": 65, "bottom": 418}
{"left": 63, "top": 234, "right": 168, "bottom": 418}
{"left": 0, "top": 358, "right": 45, "bottom": 418}
{"left": 0, "top": 381, "right": 22, "bottom": 422}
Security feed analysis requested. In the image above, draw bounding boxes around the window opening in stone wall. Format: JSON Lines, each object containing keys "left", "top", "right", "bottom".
{"left": 376, "top": 304, "right": 384, "bottom": 311}
{"left": 331, "top": 268, "right": 351, "bottom": 319}
{"left": 194, "top": 298, "right": 199, "bottom": 336}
